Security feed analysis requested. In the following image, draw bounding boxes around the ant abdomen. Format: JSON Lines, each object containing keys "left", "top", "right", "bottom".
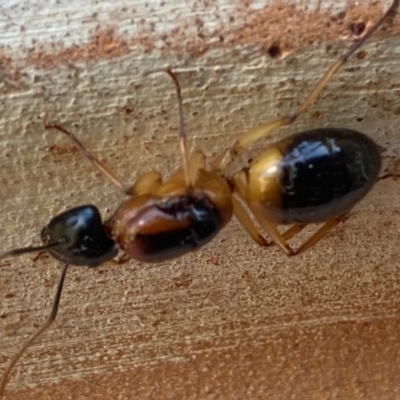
{"left": 106, "top": 170, "right": 233, "bottom": 263}
{"left": 245, "top": 128, "right": 381, "bottom": 224}
{"left": 41, "top": 205, "right": 118, "bottom": 267}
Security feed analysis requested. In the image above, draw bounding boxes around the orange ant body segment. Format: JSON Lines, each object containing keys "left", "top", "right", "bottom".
{"left": 106, "top": 168, "right": 233, "bottom": 263}
{"left": 0, "top": 1, "right": 397, "bottom": 397}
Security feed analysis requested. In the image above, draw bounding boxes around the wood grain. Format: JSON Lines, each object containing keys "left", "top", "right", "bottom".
{"left": 0, "top": 1, "right": 399, "bottom": 399}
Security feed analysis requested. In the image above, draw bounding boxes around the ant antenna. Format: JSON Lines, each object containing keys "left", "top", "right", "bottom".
{"left": 0, "top": 242, "right": 60, "bottom": 260}
{"left": 0, "top": 262, "right": 69, "bottom": 398}
{"left": 165, "top": 69, "right": 193, "bottom": 191}
{"left": 44, "top": 123, "right": 130, "bottom": 194}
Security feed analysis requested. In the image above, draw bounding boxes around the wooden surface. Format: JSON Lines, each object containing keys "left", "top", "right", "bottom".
{"left": 0, "top": 1, "right": 400, "bottom": 399}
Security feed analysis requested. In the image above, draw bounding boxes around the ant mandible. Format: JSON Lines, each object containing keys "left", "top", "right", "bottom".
{"left": 0, "top": 1, "right": 397, "bottom": 397}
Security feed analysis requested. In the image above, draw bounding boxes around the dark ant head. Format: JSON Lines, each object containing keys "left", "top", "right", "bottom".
{"left": 41, "top": 205, "right": 118, "bottom": 267}
{"left": 0, "top": 205, "right": 118, "bottom": 398}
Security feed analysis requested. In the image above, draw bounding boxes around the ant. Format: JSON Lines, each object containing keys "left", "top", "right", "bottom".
{"left": 0, "top": 1, "right": 397, "bottom": 397}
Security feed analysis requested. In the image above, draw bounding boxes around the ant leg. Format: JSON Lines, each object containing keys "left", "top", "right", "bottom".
{"left": 231, "top": 175, "right": 277, "bottom": 247}
{"left": 106, "top": 252, "right": 131, "bottom": 265}
{"left": 31, "top": 250, "right": 47, "bottom": 263}
{"left": 168, "top": 151, "right": 206, "bottom": 185}
{"left": 212, "top": 0, "right": 398, "bottom": 171}
{"left": 188, "top": 151, "right": 206, "bottom": 185}
{"left": 115, "top": 253, "right": 131, "bottom": 264}
{"left": 232, "top": 197, "right": 270, "bottom": 247}
{"left": 240, "top": 196, "right": 349, "bottom": 256}
{"left": 128, "top": 171, "right": 163, "bottom": 196}
{"left": 230, "top": 168, "right": 308, "bottom": 249}
{"left": 233, "top": 197, "right": 307, "bottom": 248}
{"left": 126, "top": 154, "right": 201, "bottom": 196}
{"left": 248, "top": 202, "right": 294, "bottom": 255}
{"left": 45, "top": 124, "right": 130, "bottom": 194}
{"left": 232, "top": 173, "right": 350, "bottom": 255}
{"left": 292, "top": 215, "right": 349, "bottom": 255}
{"left": 280, "top": 224, "right": 307, "bottom": 242}
{"left": 0, "top": 263, "right": 70, "bottom": 399}
{"left": 232, "top": 174, "right": 293, "bottom": 254}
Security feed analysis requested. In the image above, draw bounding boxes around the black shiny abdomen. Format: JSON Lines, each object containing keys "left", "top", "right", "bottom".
{"left": 275, "top": 128, "right": 381, "bottom": 223}
{"left": 41, "top": 205, "right": 118, "bottom": 267}
{"left": 127, "top": 195, "right": 222, "bottom": 263}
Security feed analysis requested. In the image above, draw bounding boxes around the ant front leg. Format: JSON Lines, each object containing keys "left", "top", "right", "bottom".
{"left": 44, "top": 124, "right": 131, "bottom": 194}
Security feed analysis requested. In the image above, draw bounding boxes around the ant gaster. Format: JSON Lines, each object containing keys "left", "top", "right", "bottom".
{"left": 0, "top": 1, "right": 397, "bottom": 397}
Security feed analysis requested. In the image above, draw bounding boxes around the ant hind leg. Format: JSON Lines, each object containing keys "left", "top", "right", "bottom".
{"left": 212, "top": 0, "right": 398, "bottom": 172}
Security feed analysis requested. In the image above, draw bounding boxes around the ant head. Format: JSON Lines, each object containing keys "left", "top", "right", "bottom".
{"left": 41, "top": 205, "right": 118, "bottom": 267}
